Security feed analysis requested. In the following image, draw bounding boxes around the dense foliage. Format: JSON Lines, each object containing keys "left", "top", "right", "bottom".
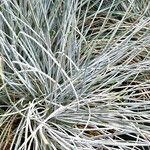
{"left": 0, "top": 0, "right": 150, "bottom": 149}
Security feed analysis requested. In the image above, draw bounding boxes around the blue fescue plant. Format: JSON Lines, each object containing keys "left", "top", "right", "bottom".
{"left": 0, "top": 0, "right": 150, "bottom": 149}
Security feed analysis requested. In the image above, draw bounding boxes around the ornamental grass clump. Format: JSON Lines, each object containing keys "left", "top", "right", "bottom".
{"left": 0, "top": 0, "right": 150, "bottom": 149}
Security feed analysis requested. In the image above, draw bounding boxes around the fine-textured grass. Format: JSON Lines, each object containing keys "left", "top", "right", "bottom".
{"left": 0, "top": 0, "right": 150, "bottom": 149}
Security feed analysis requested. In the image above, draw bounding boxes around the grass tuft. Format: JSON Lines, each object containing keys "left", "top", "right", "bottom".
{"left": 0, "top": 0, "right": 150, "bottom": 149}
